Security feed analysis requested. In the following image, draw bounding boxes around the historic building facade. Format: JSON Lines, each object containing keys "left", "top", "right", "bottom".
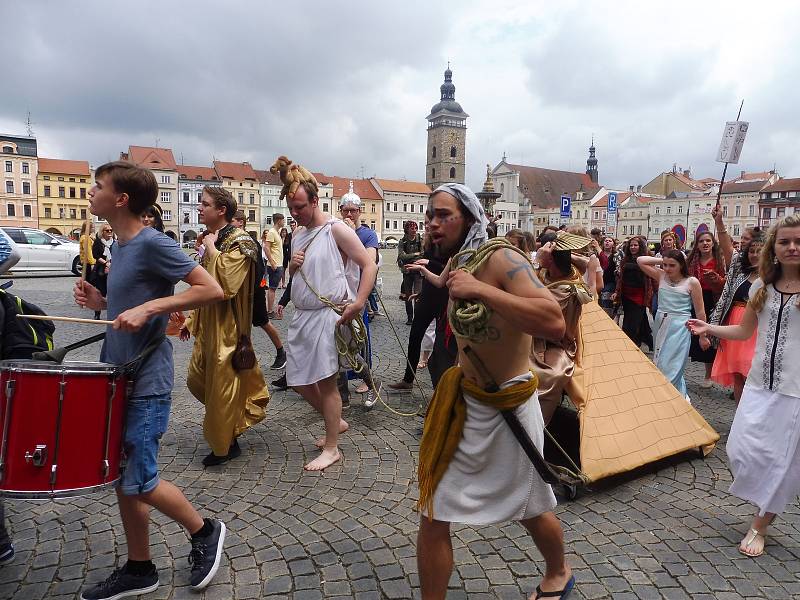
{"left": 177, "top": 165, "right": 220, "bottom": 243}
{"left": 37, "top": 158, "right": 92, "bottom": 237}
{"left": 122, "top": 145, "right": 179, "bottom": 239}
{"left": 759, "top": 177, "right": 800, "bottom": 229}
{"left": 1, "top": 134, "right": 38, "bottom": 228}
{"left": 371, "top": 178, "right": 430, "bottom": 242}
{"left": 426, "top": 66, "right": 467, "bottom": 190}
{"left": 213, "top": 161, "right": 261, "bottom": 237}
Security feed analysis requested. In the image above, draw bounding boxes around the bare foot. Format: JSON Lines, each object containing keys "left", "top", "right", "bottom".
{"left": 739, "top": 528, "right": 766, "bottom": 557}
{"left": 304, "top": 448, "right": 341, "bottom": 471}
{"left": 315, "top": 419, "right": 349, "bottom": 448}
{"left": 354, "top": 383, "right": 369, "bottom": 393}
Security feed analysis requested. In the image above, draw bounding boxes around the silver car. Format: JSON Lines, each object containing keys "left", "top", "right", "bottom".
{"left": 1, "top": 227, "right": 82, "bottom": 275}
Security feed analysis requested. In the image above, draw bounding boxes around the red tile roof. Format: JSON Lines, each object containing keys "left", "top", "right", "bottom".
{"left": 373, "top": 178, "right": 431, "bottom": 195}
{"left": 213, "top": 161, "right": 257, "bottom": 181}
{"left": 505, "top": 163, "right": 601, "bottom": 209}
{"left": 126, "top": 146, "right": 177, "bottom": 170}
{"left": 761, "top": 178, "right": 800, "bottom": 193}
{"left": 721, "top": 180, "right": 768, "bottom": 194}
{"left": 177, "top": 165, "right": 218, "bottom": 181}
{"left": 591, "top": 191, "right": 632, "bottom": 207}
{"left": 734, "top": 171, "right": 772, "bottom": 182}
{"left": 320, "top": 175, "right": 382, "bottom": 200}
{"left": 254, "top": 169, "right": 282, "bottom": 185}
{"left": 37, "top": 158, "right": 90, "bottom": 176}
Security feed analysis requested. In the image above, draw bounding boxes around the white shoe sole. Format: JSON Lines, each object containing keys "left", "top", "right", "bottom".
{"left": 191, "top": 521, "right": 226, "bottom": 591}
{"left": 80, "top": 581, "right": 159, "bottom": 600}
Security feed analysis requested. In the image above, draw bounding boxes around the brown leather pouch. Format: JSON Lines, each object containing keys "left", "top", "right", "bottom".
{"left": 232, "top": 334, "right": 256, "bottom": 371}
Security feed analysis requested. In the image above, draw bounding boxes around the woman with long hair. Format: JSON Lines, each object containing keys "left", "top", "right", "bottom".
{"left": 141, "top": 203, "right": 165, "bottom": 232}
{"left": 686, "top": 230, "right": 727, "bottom": 387}
{"left": 637, "top": 250, "right": 704, "bottom": 399}
{"left": 89, "top": 224, "right": 114, "bottom": 318}
{"left": 688, "top": 214, "right": 800, "bottom": 558}
{"left": 612, "top": 236, "right": 653, "bottom": 349}
{"left": 709, "top": 233, "right": 764, "bottom": 402}
{"left": 599, "top": 236, "right": 616, "bottom": 316}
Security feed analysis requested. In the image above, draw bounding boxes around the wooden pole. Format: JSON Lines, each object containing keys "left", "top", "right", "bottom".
{"left": 80, "top": 213, "right": 93, "bottom": 283}
{"left": 17, "top": 314, "right": 113, "bottom": 326}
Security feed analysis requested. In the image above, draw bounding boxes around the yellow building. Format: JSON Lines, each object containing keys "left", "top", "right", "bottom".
{"left": 37, "top": 158, "right": 92, "bottom": 238}
{"left": 213, "top": 161, "right": 261, "bottom": 237}
{"left": 1, "top": 134, "right": 38, "bottom": 228}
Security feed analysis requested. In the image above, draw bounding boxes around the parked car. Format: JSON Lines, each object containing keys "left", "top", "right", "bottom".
{"left": 1, "top": 227, "right": 82, "bottom": 275}
{"left": 384, "top": 239, "right": 399, "bottom": 249}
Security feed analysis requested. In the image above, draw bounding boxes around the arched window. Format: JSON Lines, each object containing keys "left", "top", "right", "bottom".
{"left": 432, "top": 168, "right": 436, "bottom": 179}
{"left": 431, "top": 146, "right": 437, "bottom": 158}
{"left": 450, "top": 146, "right": 457, "bottom": 158}
{"left": 500, "top": 183, "right": 504, "bottom": 193}
{"left": 449, "top": 167, "right": 456, "bottom": 179}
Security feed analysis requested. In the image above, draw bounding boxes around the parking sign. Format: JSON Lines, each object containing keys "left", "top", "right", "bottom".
{"left": 560, "top": 195, "right": 571, "bottom": 219}
{"left": 607, "top": 192, "right": 617, "bottom": 213}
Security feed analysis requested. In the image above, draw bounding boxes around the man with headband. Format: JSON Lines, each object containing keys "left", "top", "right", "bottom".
{"left": 412, "top": 183, "right": 575, "bottom": 600}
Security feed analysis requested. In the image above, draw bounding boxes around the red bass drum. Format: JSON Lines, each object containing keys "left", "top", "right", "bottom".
{"left": 0, "top": 360, "right": 128, "bottom": 498}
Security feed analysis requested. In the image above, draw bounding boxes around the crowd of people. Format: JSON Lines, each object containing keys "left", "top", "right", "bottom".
{"left": 1, "top": 158, "right": 799, "bottom": 599}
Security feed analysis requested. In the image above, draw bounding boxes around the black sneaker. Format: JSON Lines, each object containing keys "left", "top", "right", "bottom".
{"left": 80, "top": 566, "right": 159, "bottom": 600}
{"left": 189, "top": 519, "right": 226, "bottom": 590}
{"left": 202, "top": 440, "right": 241, "bottom": 467}
{"left": 270, "top": 350, "right": 287, "bottom": 370}
{"left": 272, "top": 374, "right": 288, "bottom": 391}
{"left": 0, "top": 542, "right": 14, "bottom": 564}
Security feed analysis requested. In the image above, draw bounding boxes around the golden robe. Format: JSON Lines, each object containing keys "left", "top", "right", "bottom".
{"left": 531, "top": 266, "right": 592, "bottom": 424}
{"left": 186, "top": 228, "right": 269, "bottom": 456}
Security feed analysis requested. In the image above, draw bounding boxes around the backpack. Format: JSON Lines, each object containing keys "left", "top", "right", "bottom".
{"left": 0, "top": 288, "right": 55, "bottom": 359}
{"left": 252, "top": 247, "right": 267, "bottom": 327}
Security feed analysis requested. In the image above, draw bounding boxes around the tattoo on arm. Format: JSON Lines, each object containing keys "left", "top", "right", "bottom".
{"left": 486, "top": 326, "right": 501, "bottom": 341}
{"left": 504, "top": 250, "right": 544, "bottom": 288}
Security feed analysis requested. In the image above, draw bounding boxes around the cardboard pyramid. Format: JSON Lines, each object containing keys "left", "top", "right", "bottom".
{"left": 552, "top": 300, "right": 719, "bottom": 483}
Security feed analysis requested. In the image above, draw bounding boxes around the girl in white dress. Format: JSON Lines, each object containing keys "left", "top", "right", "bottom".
{"left": 688, "top": 214, "right": 800, "bottom": 557}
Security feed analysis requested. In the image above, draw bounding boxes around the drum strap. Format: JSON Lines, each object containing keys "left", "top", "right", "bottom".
{"left": 120, "top": 335, "right": 166, "bottom": 378}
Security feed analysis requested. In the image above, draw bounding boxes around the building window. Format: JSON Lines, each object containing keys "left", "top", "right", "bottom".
{"left": 22, "top": 182, "right": 31, "bottom": 195}
{"left": 249, "top": 194, "right": 255, "bottom": 204}
{"left": 622, "top": 225, "right": 628, "bottom": 235}
{"left": 677, "top": 205, "right": 683, "bottom": 214}
{"left": 184, "top": 213, "right": 190, "bottom": 224}
{"left": 183, "top": 192, "right": 190, "bottom": 203}
{"left": 70, "top": 209, "right": 77, "bottom": 219}
{"left": 162, "top": 210, "right": 172, "bottom": 221}
{"left": 385, "top": 220, "right": 390, "bottom": 229}
{"left": 238, "top": 193, "right": 244, "bottom": 203}
{"left": 393, "top": 220, "right": 398, "bottom": 230}
{"left": 248, "top": 210, "right": 256, "bottom": 222}
{"left": 370, "top": 221, "right": 375, "bottom": 229}
{"left": 2, "top": 146, "right": 12, "bottom": 153}
{"left": 762, "top": 207, "right": 770, "bottom": 218}
{"left": 403, "top": 203, "right": 408, "bottom": 213}
{"left": 432, "top": 146, "right": 437, "bottom": 158}
{"left": 58, "top": 176, "right": 64, "bottom": 181}
{"left": 80, "top": 178, "right": 86, "bottom": 183}
{"left": 778, "top": 207, "right": 786, "bottom": 217}
{"left": 371, "top": 204, "right": 376, "bottom": 213}
{"left": 69, "top": 177, "right": 75, "bottom": 182}
{"left": 197, "top": 192, "right": 202, "bottom": 203}
{"left": 654, "top": 206, "right": 660, "bottom": 215}
{"left": 666, "top": 206, "right": 671, "bottom": 214}
{"left": 69, "top": 187, "right": 76, "bottom": 198}
{"left": 419, "top": 205, "right": 424, "bottom": 214}
{"left": 7, "top": 204, "right": 15, "bottom": 217}
{"left": 749, "top": 204, "right": 755, "bottom": 217}
{"left": 449, "top": 167, "right": 456, "bottom": 179}
{"left": 23, "top": 204, "right": 31, "bottom": 218}
{"left": 593, "top": 210, "right": 599, "bottom": 220}
{"left": 733, "top": 224, "right": 740, "bottom": 237}
{"left": 735, "top": 205, "right": 741, "bottom": 217}
{"left": 44, "top": 207, "right": 51, "bottom": 218}
{"left": 322, "top": 202, "right": 329, "bottom": 213}
{"left": 4, "top": 161, "right": 11, "bottom": 173}
{"left": 80, "top": 209, "right": 87, "bottom": 219}
{"left": 450, "top": 146, "right": 456, "bottom": 158}
{"left": 722, "top": 205, "right": 728, "bottom": 217}
{"left": 5, "top": 181, "right": 12, "bottom": 193}
{"left": 161, "top": 175, "right": 170, "bottom": 184}
{"left": 394, "top": 203, "right": 398, "bottom": 212}
{"left": 80, "top": 188, "right": 86, "bottom": 199}
{"left": 43, "top": 175, "right": 49, "bottom": 180}
{"left": 21, "top": 162, "right": 29, "bottom": 174}
{"left": 59, "top": 207, "right": 65, "bottom": 218}
{"left": 161, "top": 191, "right": 171, "bottom": 203}
{"left": 431, "top": 168, "right": 436, "bottom": 179}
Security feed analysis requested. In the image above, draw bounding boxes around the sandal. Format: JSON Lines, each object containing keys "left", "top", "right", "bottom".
{"left": 417, "top": 361, "right": 427, "bottom": 370}
{"left": 534, "top": 574, "right": 575, "bottom": 599}
{"left": 739, "top": 528, "right": 766, "bottom": 557}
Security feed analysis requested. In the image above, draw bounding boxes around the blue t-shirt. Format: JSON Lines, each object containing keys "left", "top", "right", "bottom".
{"left": 355, "top": 224, "right": 379, "bottom": 254}
{"left": 100, "top": 227, "right": 196, "bottom": 398}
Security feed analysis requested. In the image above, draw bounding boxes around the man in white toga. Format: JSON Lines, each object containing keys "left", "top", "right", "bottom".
{"left": 284, "top": 178, "right": 377, "bottom": 471}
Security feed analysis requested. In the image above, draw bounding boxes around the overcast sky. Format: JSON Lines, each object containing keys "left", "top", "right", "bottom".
{"left": 3, "top": 1, "right": 798, "bottom": 191}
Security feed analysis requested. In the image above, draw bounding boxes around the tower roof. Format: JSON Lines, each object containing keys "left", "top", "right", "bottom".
{"left": 427, "top": 65, "right": 468, "bottom": 119}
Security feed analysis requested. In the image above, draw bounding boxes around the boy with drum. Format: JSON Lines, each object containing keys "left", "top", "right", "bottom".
{"left": 74, "top": 161, "right": 227, "bottom": 599}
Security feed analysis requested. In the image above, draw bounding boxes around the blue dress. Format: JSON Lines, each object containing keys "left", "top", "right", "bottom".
{"left": 653, "top": 274, "right": 694, "bottom": 397}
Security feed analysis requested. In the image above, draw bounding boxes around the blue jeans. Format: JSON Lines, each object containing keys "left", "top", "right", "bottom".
{"left": 118, "top": 394, "right": 171, "bottom": 496}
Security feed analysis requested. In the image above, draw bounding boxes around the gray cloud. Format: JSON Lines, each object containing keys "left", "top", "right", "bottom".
{"left": 2, "top": 0, "right": 798, "bottom": 193}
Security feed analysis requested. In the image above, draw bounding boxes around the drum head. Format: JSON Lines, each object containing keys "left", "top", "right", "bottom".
{"left": 0, "top": 360, "right": 121, "bottom": 375}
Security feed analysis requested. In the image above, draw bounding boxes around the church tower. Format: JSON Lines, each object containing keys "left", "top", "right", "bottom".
{"left": 426, "top": 65, "right": 468, "bottom": 190}
{"left": 586, "top": 137, "right": 599, "bottom": 184}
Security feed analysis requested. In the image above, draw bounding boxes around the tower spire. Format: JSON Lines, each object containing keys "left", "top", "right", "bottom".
{"left": 586, "top": 137, "right": 598, "bottom": 184}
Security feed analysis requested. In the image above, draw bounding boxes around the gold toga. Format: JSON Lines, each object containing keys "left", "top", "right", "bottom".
{"left": 531, "top": 266, "right": 592, "bottom": 425}
{"left": 186, "top": 227, "right": 269, "bottom": 456}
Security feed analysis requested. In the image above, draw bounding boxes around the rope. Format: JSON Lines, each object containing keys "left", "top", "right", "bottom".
{"left": 447, "top": 238, "right": 531, "bottom": 342}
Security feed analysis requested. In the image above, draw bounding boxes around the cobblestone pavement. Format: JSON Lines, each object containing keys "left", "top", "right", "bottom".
{"left": 2, "top": 257, "right": 800, "bottom": 599}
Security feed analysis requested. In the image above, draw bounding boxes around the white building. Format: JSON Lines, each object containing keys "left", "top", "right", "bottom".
{"left": 371, "top": 178, "right": 431, "bottom": 242}
{"left": 255, "top": 168, "right": 286, "bottom": 230}
{"left": 176, "top": 165, "right": 220, "bottom": 243}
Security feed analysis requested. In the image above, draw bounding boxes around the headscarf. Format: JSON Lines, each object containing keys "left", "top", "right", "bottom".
{"left": 431, "top": 183, "right": 488, "bottom": 264}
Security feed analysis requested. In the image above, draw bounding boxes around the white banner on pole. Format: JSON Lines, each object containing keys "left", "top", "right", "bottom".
{"left": 716, "top": 121, "right": 749, "bottom": 164}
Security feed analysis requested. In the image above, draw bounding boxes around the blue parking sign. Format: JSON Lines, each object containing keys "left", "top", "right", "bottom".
{"left": 560, "top": 194, "right": 571, "bottom": 218}
{"left": 608, "top": 191, "right": 617, "bottom": 213}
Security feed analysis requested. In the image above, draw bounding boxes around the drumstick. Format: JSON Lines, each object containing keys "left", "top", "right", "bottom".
{"left": 17, "top": 314, "right": 114, "bottom": 325}
{"left": 80, "top": 215, "right": 92, "bottom": 283}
